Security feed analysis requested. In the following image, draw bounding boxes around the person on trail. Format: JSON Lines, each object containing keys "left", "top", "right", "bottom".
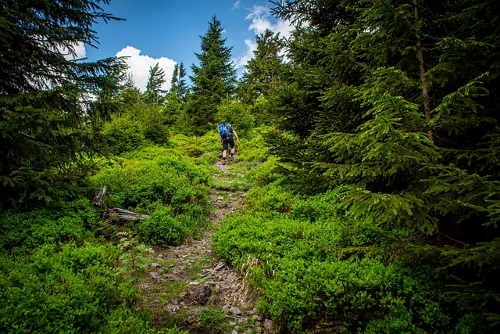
{"left": 218, "top": 121, "right": 239, "bottom": 165}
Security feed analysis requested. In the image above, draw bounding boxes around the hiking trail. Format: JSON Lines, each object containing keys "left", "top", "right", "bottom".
{"left": 137, "top": 159, "right": 275, "bottom": 333}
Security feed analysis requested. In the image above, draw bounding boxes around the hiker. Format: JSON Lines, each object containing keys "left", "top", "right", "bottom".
{"left": 218, "top": 121, "right": 239, "bottom": 165}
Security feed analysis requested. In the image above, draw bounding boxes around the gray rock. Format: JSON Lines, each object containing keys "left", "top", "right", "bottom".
{"left": 188, "top": 285, "right": 211, "bottom": 305}
{"left": 230, "top": 306, "right": 242, "bottom": 316}
{"left": 264, "top": 319, "right": 274, "bottom": 331}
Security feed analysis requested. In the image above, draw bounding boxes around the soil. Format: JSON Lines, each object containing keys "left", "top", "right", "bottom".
{"left": 137, "top": 159, "right": 275, "bottom": 334}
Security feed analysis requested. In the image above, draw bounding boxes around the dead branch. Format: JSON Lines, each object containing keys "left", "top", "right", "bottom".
{"left": 94, "top": 186, "right": 149, "bottom": 222}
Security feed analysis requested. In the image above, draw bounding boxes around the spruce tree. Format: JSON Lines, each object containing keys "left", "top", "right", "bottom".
{"left": 0, "top": 0, "right": 126, "bottom": 206}
{"left": 270, "top": 0, "right": 500, "bottom": 328}
{"left": 117, "top": 74, "right": 143, "bottom": 110}
{"left": 239, "top": 29, "right": 285, "bottom": 104}
{"left": 185, "top": 15, "right": 236, "bottom": 134}
{"left": 169, "top": 62, "right": 188, "bottom": 102}
{"left": 143, "top": 63, "right": 166, "bottom": 105}
{"left": 164, "top": 62, "right": 188, "bottom": 126}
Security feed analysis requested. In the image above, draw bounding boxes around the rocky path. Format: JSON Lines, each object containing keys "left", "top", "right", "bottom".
{"left": 138, "top": 160, "right": 275, "bottom": 334}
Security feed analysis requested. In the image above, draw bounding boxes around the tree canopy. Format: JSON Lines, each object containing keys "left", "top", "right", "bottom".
{"left": 267, "top": 0, "right": 500, "bottom": 327}
{"left": 0, "top": 0, "right": 126, "bottom": 206}
{"left": 185, "top": 15, "right": 237, "bottom": 134}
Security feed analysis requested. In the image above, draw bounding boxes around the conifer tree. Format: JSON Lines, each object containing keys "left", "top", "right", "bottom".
{"left": 185, "top": 15, "right": 236, "bottom": 134}
{"left": 269, "top": 0, "right": 500, "bottom": 328}
{"left": 170, "top": 63, "right": 180, "bottom": 93}
{"left": 239, "top": 29, "right": 285, "bottom": 103}
{"left": 117, "top": 74, "right": 143, "bottom": 110}
{"left": 143, "top": 63, "right": 166, "bottom": 105}
{"left": 0, "top": 0, "right": 126, "bottom": 206}
{"left": 169, "top": 62, "right": 188, "bottom": 102}
{"left": 164, "top": 62, "right": 188, "bottom": 126}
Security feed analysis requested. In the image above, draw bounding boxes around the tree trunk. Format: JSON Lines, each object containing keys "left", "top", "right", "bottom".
{"left": 414, "top": 0, "right": 435, "bottom": 142}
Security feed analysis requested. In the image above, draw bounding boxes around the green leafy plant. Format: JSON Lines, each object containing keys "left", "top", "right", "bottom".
{"left": 194, "top": 307, "right": 230, "bottom": 333}
{"left": 139, "top": 208, "right": 186, "bottom": 246}
{"left": 102, "top": 116, "right": 146, "bottom": 154}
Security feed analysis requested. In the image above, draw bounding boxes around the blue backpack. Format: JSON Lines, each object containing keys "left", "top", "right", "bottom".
{"left": 218, "top": 123, "right": 232, "bottom": 138}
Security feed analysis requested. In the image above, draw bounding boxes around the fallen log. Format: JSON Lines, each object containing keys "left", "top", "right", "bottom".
{"left": 107, "top": 207, "right": 150, "bottom": 222}
{"left": 94, "top": 186, "right": 149, "bottom": 222}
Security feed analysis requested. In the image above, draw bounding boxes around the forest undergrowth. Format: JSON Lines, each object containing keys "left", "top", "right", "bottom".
{"left": 135, "top": 156, "right": 275, "bottom": 334}
{"left": 0, "top": 131, "right": 273, "bottom": 334}
{"left": 0, "top": 128, "right": 498, "bottom": 333}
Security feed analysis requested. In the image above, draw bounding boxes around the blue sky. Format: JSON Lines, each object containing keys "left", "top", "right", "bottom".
{"left": 79, "top": 0, "right": 293, "bottom": 91}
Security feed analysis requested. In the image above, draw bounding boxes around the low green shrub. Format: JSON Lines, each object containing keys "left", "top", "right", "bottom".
{"left": 140, "top": 206, "right": 186, "bottom": 246}
{"left": 258, "top": 258, "right": 450, "bottom": 333}
{"left": 233, "top": 127, "right": 270, "bottom": 163}
{"left": 169, "top": 132, "right": 220, "bottom": 161}
{"left": 0, "top": 199, "right": 100, "bottom": 256}
{"left": 88, "top": 146, "right": 211, "bottom": 218}
{"left": 244, "top": 183, "right": 295, "bottom": 214}
{"left": 213, "top": 186, "right": 457, "bottom": 333}
{"left": 194, "top": 307, "right": 230, "bottom": 332}
{"left": 102, "top": 116, "right": 145, "bottom": 154}
{"left": 213, "top": 211, "right": 451, "bottom": 333}
{"left": 245, "top": 156, "right": 280, "bottom": 187}
{"left": 0, "top": 242, "right": 126, "bottom": 333}
{"left": 0, "top": 238, "right": 184, "bottom": 333}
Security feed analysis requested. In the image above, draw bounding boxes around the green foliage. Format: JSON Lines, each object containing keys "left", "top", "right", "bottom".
{"left": 0, "top": 241, "right": 135, "bottom": 333}
{"left": 213, "top": 210, "right": 448, "bottom": 333}
{"left": 140, "top": 207, "right": 186, "bottom": 246}
{"left": 102, "top": 116, "right": 146, "bottom": 154}
{"left": 100, "top": 307, "right": 187, "bottom": 334}
{"left": 143, "top": 63, "right": 166, "bottom": 105}
{"left": 265, "top": 1, "right": 500, "bottom": 330}
{"left": 193, "top": 307, "right": 229, "bottom": 333}
{"left": 213, "top": 175, "right": 494, "bottom": 332}
{"left": 0, "top": 198, "right": 183, "bottom": 333}
{"left": 169, "top": 62, "right": 188, "bottom": 103}
{"left": 248, "top": 95, "right": 278, "bottom": 126}
{"left": 186, "top": 15, "right": 237, "bottom": 134}
{"left": 115, "top": 231, "right": 155, "bottom": 277}
{"left": 169, "top": 132, "right": 221, "bottom": 161}
{"left": 215, "top": 99, "right": 254, "bottom": 135}
{"left": 89, "top": 146, "right": 211, "bottom": 217}
{"left": 129, "top": 104, "right": 171, "bottom": 145}
{"left": 0, "top": 0, "right": 127, "bottom": 207}
{"left": 239, "top": 29, "right": 285, "bottom": 105}
{"left": 245, "top": 157, "right": 280, "bottom": 187}
{"left": 235, "top": 127, "right": 271, "bottom": 162}
{"left": 0, "top": 199, "right": 99, "bottom": 256}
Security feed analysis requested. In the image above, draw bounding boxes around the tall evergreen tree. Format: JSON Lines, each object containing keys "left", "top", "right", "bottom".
{"left": 239, "top": 29, "right": 285, "bottom": 104}
{"left": 0, "top": 0, "right": 126, "bottom": 206}
{"left": 169, "top": 62, "right": 188, "bottom": 102}
{"left": 143, "top": 63, "right": 166, "bottom": 105}
{"left": 170, "top": 63, "right": 180, "bottom": 93}
{"left": 164, "top": 62, "right": 188, "bottom": 127}
{"left": 269, "top": 0, "right": 500, "bottom": 329}
{"left": 117, "top": 73, "right": 143, "bottom": 110}
{"left": 185, "top": 15, "right": 236, "bottom": 134}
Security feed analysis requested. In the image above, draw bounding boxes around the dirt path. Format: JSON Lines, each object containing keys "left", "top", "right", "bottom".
{"left": 137, "top": 160, "right": 275, "bottom": 334}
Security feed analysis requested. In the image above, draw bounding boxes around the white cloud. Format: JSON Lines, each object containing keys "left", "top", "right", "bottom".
{"left": 245, "top": 5, "right": 269, "bottom": 21}
{"left": 58, "top": 41, "right": 86, "bottom": 60}
{"left": 116, "top": 46, "right": 176, "bottom": 92}
{"left": 234, "top": 38, "right": 257, "bottom": 69}
{"left": 73, "top": 42, "right": 87, "bottom": 59}
{"left": 246, "top": 5, "right": 295, "bottom": 38}
{"left": 232, "top": 0, "right": 241, "bottom": 10}
{"left": 234, "top": 5, "right": 294, "bottom": 71}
